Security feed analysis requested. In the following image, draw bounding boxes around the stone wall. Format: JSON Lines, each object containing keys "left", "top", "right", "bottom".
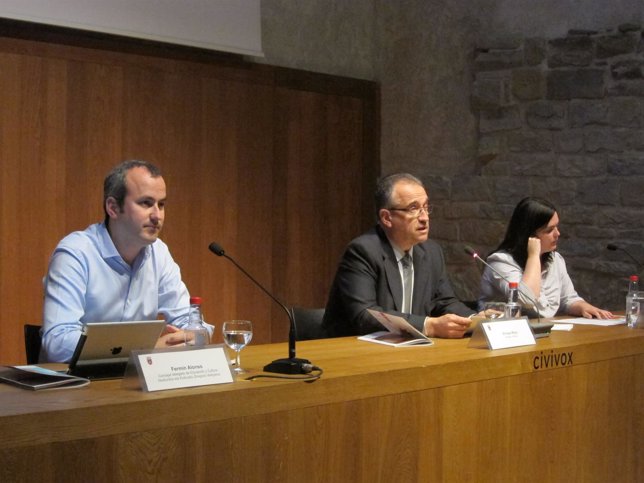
{"left": 441, "top": 23, "right": 644, "bottom": 309}
{"left": 260, "top": 3, "right": 644, "bottom": 310}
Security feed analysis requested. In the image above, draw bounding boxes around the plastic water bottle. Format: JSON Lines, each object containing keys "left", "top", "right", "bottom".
{"left": 504, "top": 282, "right": 521, "bottom": 318}
{"left": 185, "top": 296, "right": 210, "bottom": 346}
{"left": 626, "top": 275, "right": 640, "bottom": 328}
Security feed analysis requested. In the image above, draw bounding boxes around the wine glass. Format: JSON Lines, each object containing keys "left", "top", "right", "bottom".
{"left": 222, "top": 320, "right": 253, "bottom": 373}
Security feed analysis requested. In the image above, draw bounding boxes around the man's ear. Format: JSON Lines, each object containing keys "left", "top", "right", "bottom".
{"left": 379, "top": 208, "right": 393, "bottom": 228}
{"left": 105, "top": 197, "right": 120, "bottom": 219}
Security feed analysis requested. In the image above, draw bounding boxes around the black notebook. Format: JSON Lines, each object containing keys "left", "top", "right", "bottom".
{"left": 0, "top": 365, "right": 89, "bottom": 390}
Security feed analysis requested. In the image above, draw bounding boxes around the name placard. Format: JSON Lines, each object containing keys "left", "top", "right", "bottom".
{"left": 132, "top": 345, "right": 234, "bottom": 392}
{"left": 481, "top": 318, "right": 536, "bottom": 350}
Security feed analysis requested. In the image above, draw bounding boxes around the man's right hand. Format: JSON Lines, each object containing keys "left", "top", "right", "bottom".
{"left": 423, "top": 314, "right": 471, "bottom": 338}
{"left": 156, "top": 324, "right": 186, "bottom": 347}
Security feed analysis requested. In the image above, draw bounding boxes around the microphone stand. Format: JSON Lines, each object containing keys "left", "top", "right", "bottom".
{"left": 209, "top": 243, "right": 313, "bottom": 374}
{"left": 606, "top": 243, "right": 643, "bottom": 274}
{"left": 464, "top": 245, "right": 542, "bottom": 323}
{"left": 261, "top": 305, "right": 310, "bottom": 374}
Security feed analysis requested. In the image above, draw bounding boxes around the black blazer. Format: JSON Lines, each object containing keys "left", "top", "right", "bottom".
{"left": 323, "top": 225, "right": 473, "bottom": 337}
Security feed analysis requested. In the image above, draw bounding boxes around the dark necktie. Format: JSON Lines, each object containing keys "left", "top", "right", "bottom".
{"left": 401, "top": 252, "right": 413, "bottom": 313}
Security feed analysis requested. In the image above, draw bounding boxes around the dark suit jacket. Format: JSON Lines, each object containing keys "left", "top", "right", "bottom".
{"left": 322, "top": 225, "right": 473, "bottom": 337}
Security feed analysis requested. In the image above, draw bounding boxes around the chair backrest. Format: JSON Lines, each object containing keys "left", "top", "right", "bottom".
{"left": 292, "top": 307, "right": 328, "bottom": 341}
{"left": 24, "top": 324, "right": 42, "bottom": 364}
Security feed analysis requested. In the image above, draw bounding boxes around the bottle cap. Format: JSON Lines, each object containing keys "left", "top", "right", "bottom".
{"left": 509, "top": 282, "right": 518, "bottom": 288}
{"left": 189, "top": 296, "right": 202, "bottom": 305}
{"left": 630, "top": 275, "right": 639, "bottom": 282}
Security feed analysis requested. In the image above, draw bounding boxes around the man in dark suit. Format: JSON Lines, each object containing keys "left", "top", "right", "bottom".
{"left": 323, "top": 173, "right": 475, "bottom": 338}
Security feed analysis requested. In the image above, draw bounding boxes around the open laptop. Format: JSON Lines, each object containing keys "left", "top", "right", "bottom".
{"left": 67, "top": 320, "right": 167, "bottom": 380}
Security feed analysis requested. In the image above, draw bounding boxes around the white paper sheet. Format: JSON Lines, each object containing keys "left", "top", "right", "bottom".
{"left": 554, "top": 317, "right": 625, "bottom": 327}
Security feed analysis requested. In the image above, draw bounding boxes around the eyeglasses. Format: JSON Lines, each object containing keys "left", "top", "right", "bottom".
{"left": 388, "top": 203, "right": 433, "bottom": 218}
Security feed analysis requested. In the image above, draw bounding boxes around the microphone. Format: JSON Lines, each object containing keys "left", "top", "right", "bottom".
{"left": 606, "top": 243, "right": 643, "bottom": 273}
{"left": 464, "top": 245, "right": 542, "bottom": 322}
{"left": 208, "top": 242, "right": 313, "bottom": 374}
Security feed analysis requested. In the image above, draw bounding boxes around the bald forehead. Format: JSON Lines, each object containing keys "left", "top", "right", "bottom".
{"left": 125, "top": 166, "right": 166, "bottom": 196}
{"left": 390, "top": 180, "right": 428, "bottom": 205}
{"left": 126, "top": 166, "right": 163, "bottom": 184}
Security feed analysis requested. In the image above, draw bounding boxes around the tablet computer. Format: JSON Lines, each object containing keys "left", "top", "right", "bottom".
{"left": 67, "top": 320, "right": 166, "bottom": 380}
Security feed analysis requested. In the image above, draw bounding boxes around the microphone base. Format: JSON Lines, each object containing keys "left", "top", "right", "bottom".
{"left": 264, "top": 357, "right": 311, "bottom": 374}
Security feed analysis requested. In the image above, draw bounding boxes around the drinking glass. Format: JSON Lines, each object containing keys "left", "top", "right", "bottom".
{"left": 483, "top": 302, "right": 507, "bottom": 320}
{"left": 627, "top": 292, "right": 644, "bottom": 329}
{"left": 222, "top": 320, "right": 253, "bottom": 373}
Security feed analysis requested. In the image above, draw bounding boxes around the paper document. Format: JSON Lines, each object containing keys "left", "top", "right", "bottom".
{"left": 360, "top": 310, "right": 433, "bottom": 347}
{"left": 358, "top": 331, "right": 432, "bottom": 347}
{"left": 554, "top": 317, "right": 625, "bottom": 327}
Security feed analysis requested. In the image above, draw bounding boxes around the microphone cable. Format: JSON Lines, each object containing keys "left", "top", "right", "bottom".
{"left": 245, "top": 365, "right": 323, "bottom": 383}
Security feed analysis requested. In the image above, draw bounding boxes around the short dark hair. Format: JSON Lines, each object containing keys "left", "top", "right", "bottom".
{"left": 103, "top": 160, "right": 162, "bottom": 224}
{"left": 374, "top": 173, "right": 424, "bottom": 217}
{"left": 493, "top": 197, "right": 558, "bottom": 269}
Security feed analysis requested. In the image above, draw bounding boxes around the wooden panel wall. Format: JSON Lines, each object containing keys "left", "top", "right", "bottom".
{"left": 0, "top": 31, "right": 378, "bottom": 364}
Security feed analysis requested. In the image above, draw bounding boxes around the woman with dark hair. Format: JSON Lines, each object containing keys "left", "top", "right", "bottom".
{"left": 478, "top": 197, "right": 612, "bottom": 319}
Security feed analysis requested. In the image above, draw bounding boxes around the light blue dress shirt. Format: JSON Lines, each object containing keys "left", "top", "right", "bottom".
{"left": 41, "top": 223, "right": 202, "bottom": 362}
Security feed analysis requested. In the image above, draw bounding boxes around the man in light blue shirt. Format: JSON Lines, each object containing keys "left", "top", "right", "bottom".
{"left": 42, "top": 160, "right": 207, "bottom": 362}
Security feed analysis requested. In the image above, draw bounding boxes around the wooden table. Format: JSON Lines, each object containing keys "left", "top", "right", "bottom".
{"left": 1, "top": 323, "right": 643, "bottom": 482}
